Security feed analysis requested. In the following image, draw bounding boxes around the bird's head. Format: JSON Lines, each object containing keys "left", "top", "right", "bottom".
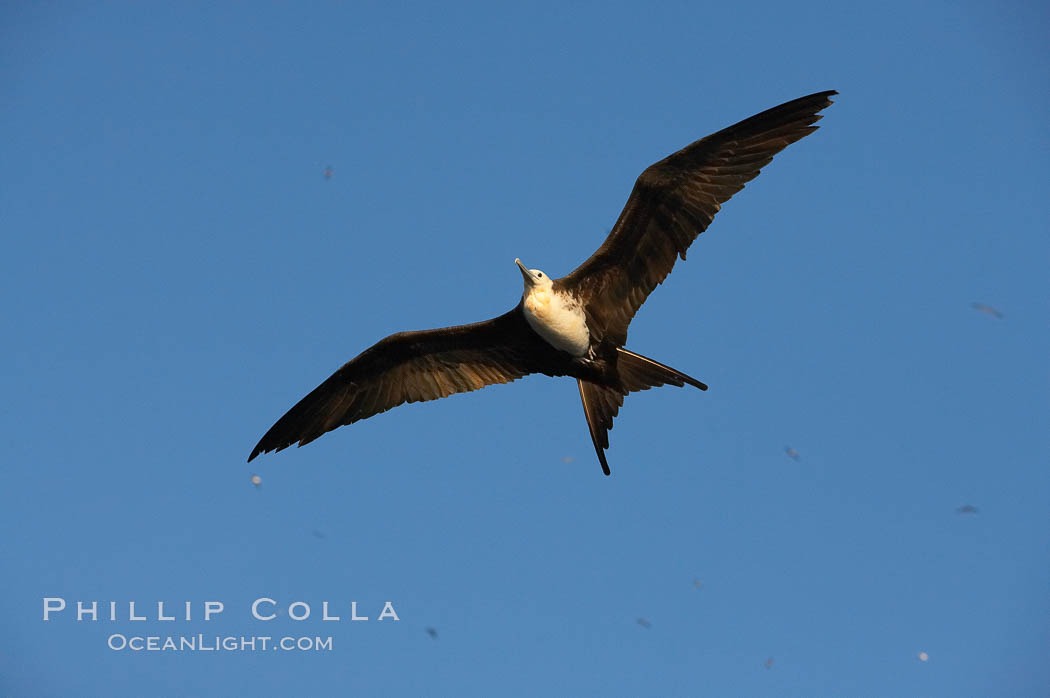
{"left": 515, "top": 258, "right": 552, "bottom": 295}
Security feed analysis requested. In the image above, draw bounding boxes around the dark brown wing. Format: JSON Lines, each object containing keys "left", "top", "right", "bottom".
{"left": 558, "top": 90, "right": 836, "bottom": 345}
{"left": 248, "top": 305, "right": 555, "bottom": 461}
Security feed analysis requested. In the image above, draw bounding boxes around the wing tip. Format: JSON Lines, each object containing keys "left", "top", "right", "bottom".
{"left": 247, "top": 432, "right": 298, "bottom": 462}
{"left": 247, "top": 442, "right": 269, "bottom": 463}
{"left": 808, "top": 89, "right": 838, "bottom": 104}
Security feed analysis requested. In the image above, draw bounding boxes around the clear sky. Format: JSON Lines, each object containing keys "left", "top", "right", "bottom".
{"left": 2, "top": 2, "right": 1047, "bottom": 696}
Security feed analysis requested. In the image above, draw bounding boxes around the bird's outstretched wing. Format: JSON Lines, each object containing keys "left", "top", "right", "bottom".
{"left": 248, "top": 305, "right": 553, "bottom": 461}
{"left": 558, "top": 90, "right": 836, "bottom": 345}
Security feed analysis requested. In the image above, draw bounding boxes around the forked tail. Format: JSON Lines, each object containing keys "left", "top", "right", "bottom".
{"left": 577, "top": 348, "right": 707, "bottom": 476}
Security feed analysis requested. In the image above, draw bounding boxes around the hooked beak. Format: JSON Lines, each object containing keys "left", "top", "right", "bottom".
{"left": 515, "top": 258, "right": 538, "bottom": 286}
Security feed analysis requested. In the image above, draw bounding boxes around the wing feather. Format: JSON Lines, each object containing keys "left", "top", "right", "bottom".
{"left": 248, "top": 305, "right": 554, "bottom": 461}
{"left": 559, "top": 90, "right": 836, "bottom": 345}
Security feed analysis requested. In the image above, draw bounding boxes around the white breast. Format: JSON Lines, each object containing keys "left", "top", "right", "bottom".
{"left": 522, "top": 288, "right": 590, "bottom": 356}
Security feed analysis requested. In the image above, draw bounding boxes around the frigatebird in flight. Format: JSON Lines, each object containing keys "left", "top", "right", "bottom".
{"left": 249, "top": 90, "right": 837, "bottom": 474}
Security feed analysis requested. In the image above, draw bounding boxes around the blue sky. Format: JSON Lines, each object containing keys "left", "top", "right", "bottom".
{"left": 2, "top": 2, "right": 1047, "bottom": 696}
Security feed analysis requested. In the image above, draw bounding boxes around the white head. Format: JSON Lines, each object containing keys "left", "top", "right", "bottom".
{"left": 515, "top": 258, "right": 553, "bottom": 294}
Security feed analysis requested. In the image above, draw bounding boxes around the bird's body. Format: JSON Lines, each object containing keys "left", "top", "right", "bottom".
{"left": 249, "top": 91, "right": 837, "bottom": 474}
{"left": 518, "top": 261, "right": 591, "bottom": 357}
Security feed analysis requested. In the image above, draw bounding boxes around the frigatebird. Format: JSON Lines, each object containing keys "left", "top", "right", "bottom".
{"left": 249, "top": 90, "right": 836, "bottom": 475}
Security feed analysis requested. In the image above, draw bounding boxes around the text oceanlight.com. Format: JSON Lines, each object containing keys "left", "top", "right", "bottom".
{"left": 107, "top": 634, "right": 333, "bottom": 652}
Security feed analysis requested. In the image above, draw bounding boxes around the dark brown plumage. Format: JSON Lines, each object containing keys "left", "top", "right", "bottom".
{"left": 249, "top": 306, "right": 562, "bottom": 460}
{"left": 557, "top": 90, "right": 837, "bottom": 346}
{"left": 249, "top": 90, "right": 836, "bottom": 473}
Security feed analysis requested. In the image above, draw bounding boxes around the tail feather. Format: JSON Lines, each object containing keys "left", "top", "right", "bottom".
{"left": 616, "top": 348, "right": 708, "bottom": 392}
{"left": 577, "top": 349, "right": 706, "bottom": 476}
{"left": 577, "top": 380, "right": 623, "bottom": 476}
